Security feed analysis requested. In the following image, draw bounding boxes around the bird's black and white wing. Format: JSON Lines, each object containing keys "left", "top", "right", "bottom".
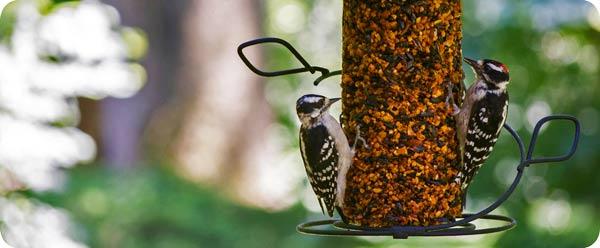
{"left": 299, "top": 124, "right": 339, "bottom": 217}
{"left": 462, "top": 92, "right": 508, "bottom": 188}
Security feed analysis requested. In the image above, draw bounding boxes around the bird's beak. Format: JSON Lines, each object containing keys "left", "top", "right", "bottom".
{"left": 327, "top": 97, "right": 341, "bottom": 107}
{"left": 463, "top": 57, "right": 482, "bottom": 75}
{"left": 463, "top": 57, "right": 478, "bottom": 68}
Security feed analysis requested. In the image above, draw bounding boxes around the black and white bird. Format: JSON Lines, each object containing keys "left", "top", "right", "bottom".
{"left": 296, "top": 94, "right": 363, "bottom": 217}
{"left": 451, "top": 57, "right": 510, "bottom": 190}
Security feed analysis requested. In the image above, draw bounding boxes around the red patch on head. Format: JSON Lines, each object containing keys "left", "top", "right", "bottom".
{"left": 491, "top": 61, "right": 509, "bottom": 73}
{"left": 500, "top": 64, "right": 509, "bottom": 73}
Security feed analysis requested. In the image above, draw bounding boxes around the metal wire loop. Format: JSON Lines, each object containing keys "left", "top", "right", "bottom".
{"left": 524, "top": 115, "right": 580, "bottom": 166}
{"left": 237, "top": 37, "right": 340, "bottom": 86}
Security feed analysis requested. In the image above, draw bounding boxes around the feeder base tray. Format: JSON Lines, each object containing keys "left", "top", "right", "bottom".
{"left": 297, "top": 214, "right": 516, "bottom": 239}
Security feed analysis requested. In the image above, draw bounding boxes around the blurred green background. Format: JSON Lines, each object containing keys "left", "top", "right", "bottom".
{"left": 1, "top": 0, "right": 599, "bottom": 247}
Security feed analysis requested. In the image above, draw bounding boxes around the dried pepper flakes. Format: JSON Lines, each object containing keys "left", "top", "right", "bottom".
{"left": 341, "top": 0, "right": 464, "bottom": 227}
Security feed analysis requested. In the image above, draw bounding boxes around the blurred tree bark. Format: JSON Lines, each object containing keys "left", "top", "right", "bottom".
{"left": 104, "top": 0, "right": 272, "bottom": 194}
{"left": 100, "top": 0, "right": 190, "bottom": 168}
{"left": 165, "top": 0, "right": 272, "bottom": 189}
{"left": 101, "top": 0, "right": 283, "bottom": 208}
{"left": 78, "top": 98, "right": 102, "bottom": 156}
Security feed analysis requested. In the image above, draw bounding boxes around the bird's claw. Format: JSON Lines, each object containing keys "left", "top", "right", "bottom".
{"left": 445, "top": 83, "right": 461, "bottom": 115}
{"left": 353, "top": 125, "right": 369, "bottom": 151}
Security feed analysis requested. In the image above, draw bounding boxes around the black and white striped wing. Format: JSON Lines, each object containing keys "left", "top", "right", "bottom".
{"left": 299, "top": 124, "right": 339, "bottom": 217}
{"left": 462, "top": 93, "right": 508, "bottom": 188}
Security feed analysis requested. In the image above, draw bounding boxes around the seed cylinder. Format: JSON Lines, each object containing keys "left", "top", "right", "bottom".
{"left": 340, "top": 0, "right": 464, "bottom": 227}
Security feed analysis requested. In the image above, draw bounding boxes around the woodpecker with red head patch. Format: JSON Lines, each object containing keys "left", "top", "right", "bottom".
{"left": 451, "top": 57, "right": 510, "bottom": 190}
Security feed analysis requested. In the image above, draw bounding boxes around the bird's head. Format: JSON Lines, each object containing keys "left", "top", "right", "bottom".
{"left": 464, "top": 57, "right": 510, "bottom": 89}
{"left": 296, "top": 94, "right": 340, "bottom": 122}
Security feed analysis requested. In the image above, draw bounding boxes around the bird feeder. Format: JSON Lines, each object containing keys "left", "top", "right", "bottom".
{"left": 339, "top": 0, "right": 464, "bottom": 227}
{"left": 237, "top": 0, "right": 581, "bottom": 239}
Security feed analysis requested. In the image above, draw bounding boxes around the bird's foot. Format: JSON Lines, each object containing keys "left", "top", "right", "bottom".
{"left": 352, "top": 124, "right": 369, "bottom": 151}
{"left": 445, "top": 82, "right": 461, "bottom": 116}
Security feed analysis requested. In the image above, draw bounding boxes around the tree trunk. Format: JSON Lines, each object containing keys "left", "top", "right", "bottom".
{"left": 105, "top": 0, "right": 282, "bottom": 208}
{"left": 341, "top": 0, "right": 464, "bottom": 227}
{"left": 100, "top": 0, "right": 190, "bottom": 168}
{"left": 165, "top": 0, "right": 276, "bottom": 207}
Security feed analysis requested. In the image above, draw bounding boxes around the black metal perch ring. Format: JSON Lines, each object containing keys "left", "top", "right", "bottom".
{"left": 297, "top": 214, "right": 515, "bottom": 239}
{"left": 238, "top": 37, "right": 582, "bottom": 238}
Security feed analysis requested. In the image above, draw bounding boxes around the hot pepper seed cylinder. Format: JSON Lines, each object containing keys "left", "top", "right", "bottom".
{"left": 340, "top": 0, "right": 464, "bottom": 227}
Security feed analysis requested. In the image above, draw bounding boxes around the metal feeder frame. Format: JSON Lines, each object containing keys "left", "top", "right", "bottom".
{"left": 238, "top": 37, "right": 581, "bottom": 239}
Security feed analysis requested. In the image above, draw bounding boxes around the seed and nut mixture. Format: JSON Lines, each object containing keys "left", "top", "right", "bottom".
{"left": 340, "top": 0, "right": 465, "bottom": 227}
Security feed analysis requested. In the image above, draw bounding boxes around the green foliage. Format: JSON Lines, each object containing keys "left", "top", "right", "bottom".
{"left": 37, "top": 166, "right": 367, "bottom": 248}
{"left": 0, "top": 1, "right": 17, "bottom": 41}
{"left": 122, "top": 27, "right": 149, "bottom": 61}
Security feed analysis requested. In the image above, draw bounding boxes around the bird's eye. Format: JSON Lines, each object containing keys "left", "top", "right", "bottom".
{"left": 317, "top": 99, "right": 325, "bottom": 108}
